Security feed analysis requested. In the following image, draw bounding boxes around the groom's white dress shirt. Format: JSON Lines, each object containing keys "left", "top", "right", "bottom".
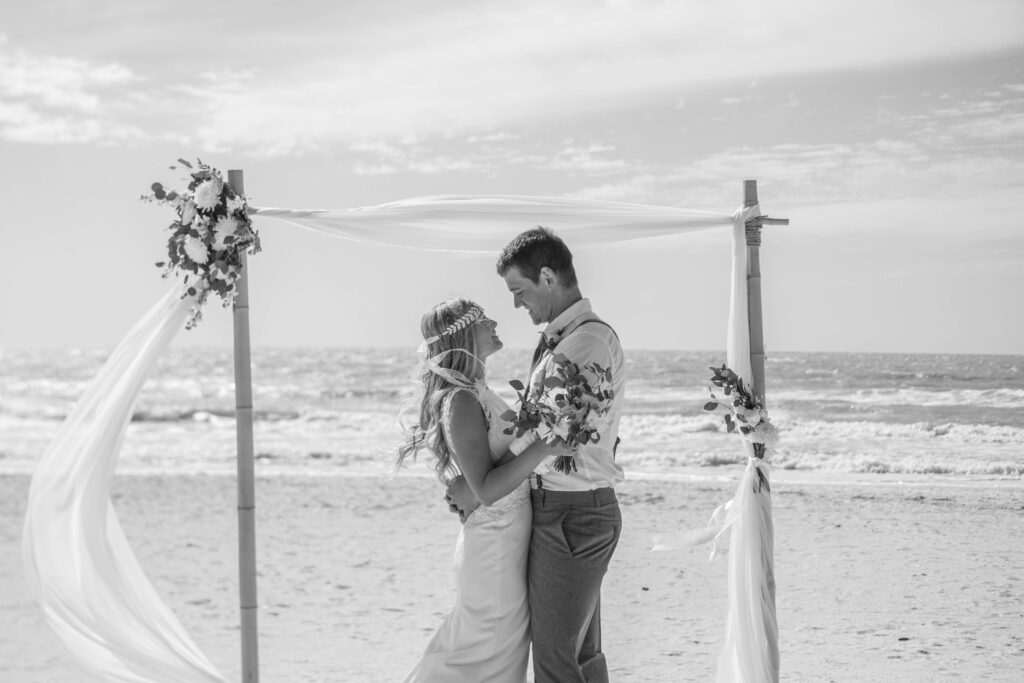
{"left": 529, "top": 298, "right": 626, "bottom": 492}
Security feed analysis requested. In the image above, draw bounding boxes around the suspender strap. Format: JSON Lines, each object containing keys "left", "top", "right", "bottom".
{"left": 560, "top": 317, "right": 620, "bottom": 342}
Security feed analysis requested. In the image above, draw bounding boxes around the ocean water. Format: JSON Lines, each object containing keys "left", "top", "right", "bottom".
{"left": 1, "top": 347, "right": 1022, "bottom": 479}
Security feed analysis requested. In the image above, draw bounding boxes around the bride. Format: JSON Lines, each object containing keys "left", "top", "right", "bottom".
{"left": 395, "top": 298, "right": 548, "bottom": 683}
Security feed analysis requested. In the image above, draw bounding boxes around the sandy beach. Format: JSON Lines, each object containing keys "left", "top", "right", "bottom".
{"left": 2, "top": 471, "right": 1022, "bottom": 682}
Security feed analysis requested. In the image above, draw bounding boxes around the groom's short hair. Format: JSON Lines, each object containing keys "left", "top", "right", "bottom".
{"left": 496, "top": 227, "right": 578, "bottom": 287}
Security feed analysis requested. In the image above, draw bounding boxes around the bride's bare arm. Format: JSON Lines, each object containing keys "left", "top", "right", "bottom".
{"left": 447, "top": 391, "right": 550, "bottom": 506}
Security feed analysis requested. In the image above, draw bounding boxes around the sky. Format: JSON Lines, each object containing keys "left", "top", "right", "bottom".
{"left": 1, "top": 0, "right": 1022, "bottom": 354}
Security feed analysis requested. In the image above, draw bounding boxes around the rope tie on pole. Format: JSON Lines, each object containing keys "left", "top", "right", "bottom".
{"left": 744, "top": 217, "right": 763, "bottom": 246}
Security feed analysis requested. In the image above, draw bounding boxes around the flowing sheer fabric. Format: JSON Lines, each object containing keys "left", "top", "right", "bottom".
{"left": 648, "top": 206, "right": 779, "bottom": 681}
{"left": 707, "top": 206, "right": 780, "bottom": 682}
{"left": 252, "top": 194, "right": 732, "bottom": 251}
{"left": 24, "top": 193, "right": 774, "bottom": 682}
{"left": 22, "top": 283, "right": 226, "bottom": 683}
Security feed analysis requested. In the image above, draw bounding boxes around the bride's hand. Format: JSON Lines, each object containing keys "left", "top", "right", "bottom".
{"left": 445, "top": 475, "right": 481, "bottom": 522}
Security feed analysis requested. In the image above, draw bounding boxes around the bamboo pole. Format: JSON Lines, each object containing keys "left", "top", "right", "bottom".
{"left": 743, "top": 178, "right": 780, "bottom": 680}
{"left": 743, "top": 180, "right": 766, "bottom": 404}
{"left": 228, "top": 169, "right": 259, "bottom": 683}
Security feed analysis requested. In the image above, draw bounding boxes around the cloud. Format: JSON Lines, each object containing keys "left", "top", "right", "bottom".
{"left": 569, "top": 133, "right": 1024, "bottom": 212}
{"left": 345, "top": 134, "right": 632, "bottom": 177}
{"left": 0, "top": 48, "right": 135, "bottom": 112}
{"left": 901, "top": 92, "right": 1024, "bottom": 148}
{"left": 347, "top": 137, "right": 492, "bottom": 175}
{"left": 184, "top": 0, "right": 1024, "bottom": 154}
{"left": 0, "top": 97, "right": 146, "bottom": 145}
{"left": 567, "top": 74, "right": 1024, "bottom": 209}
{"left": 3, "top": 1, "right": 1024, "bottom": 154}
{"left": 542, "top": 143, "right": 631, "bottom": 175}
{"left": 0, "top": 46, "right": 146, "bottom": 144}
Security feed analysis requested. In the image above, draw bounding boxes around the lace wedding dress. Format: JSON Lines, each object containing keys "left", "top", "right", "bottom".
{"left": 402, "top": 385, "right": 532, "bottom": 683}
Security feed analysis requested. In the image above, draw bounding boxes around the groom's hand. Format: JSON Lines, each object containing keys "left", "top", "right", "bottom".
{"left": 444, "top": 475, "right": 480, "bottom": 523}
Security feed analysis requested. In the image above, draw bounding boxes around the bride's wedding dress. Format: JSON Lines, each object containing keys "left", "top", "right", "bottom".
{"left": 402, "top": 385, "right": 531, "bottom": 683}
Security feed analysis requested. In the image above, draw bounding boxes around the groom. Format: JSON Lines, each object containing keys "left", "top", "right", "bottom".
{"left": 449, "top": 227, "right": 626, "bottom": 683}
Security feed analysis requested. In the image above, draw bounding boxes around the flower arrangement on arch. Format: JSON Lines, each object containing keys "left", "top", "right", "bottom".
{"left": 502, "top": 353, "right": 615, "bottom": 474}
{"left": 142, "top": 159, "right": 261, "bottom": 329}
{"left": 704, "top": 364, "right": 778, "bottom": 492}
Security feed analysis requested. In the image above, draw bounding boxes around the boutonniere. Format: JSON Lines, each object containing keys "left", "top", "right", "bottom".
{"left": 540, "top": 332, "right": 560, "bottom": 353}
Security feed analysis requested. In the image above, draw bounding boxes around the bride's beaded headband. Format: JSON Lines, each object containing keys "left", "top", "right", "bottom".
{"left": 413, "top": 304, "right": 488, "bottom": 390}
{"left": 423, "top": 305, "right": 484, "bottom": 346}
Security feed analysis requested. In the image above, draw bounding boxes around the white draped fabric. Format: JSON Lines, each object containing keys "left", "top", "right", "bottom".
{"left": 251, "top": 194, "right": 732, "bottom": 251}
{"left": 22, "top": 283, "right": 226, "bottom": 683}
{"left": 715, "top": 206, "right": 780, "bottom": 682}
{"left": 23, "top": 194, "right": 776, "bottom": 682}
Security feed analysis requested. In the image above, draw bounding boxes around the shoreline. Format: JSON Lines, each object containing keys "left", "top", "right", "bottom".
{"left": 4, "top": 465, "right": 1022, "bottom": 489}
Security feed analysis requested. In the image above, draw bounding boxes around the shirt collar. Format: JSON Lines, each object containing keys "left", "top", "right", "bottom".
{"left": 543, "top": 298, "right": 592, "bottom": 344}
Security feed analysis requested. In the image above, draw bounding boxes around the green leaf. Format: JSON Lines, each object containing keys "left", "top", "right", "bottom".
{"left": 155, "top": 261, "right": 165, "bottom": 268}
{"left": 500, "top": 409, "right": 517, "bottom": 421}
{"left": 509, "top": 379, "right": 525, "bottom": 391}
{"left": 178, "top": 158, "right": 193, "bottom": 169}
{"left": 703, "top": 401, "right": 718, "bottom": 411}
{"left": 542, "top": 376, "right": 565, "bottom": 388}
{"left": 151, "top": 182, "right": 166, "bottom": 200}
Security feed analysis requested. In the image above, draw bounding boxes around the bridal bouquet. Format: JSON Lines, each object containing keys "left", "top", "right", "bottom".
{"left": 502, "top": 353, "right": 615, "bottom": 474}
{"left": 704, "top": 364, "right": 777, "bottom": 492}
{"left": 142, "top": 159, "right": 261, "bottom": 329}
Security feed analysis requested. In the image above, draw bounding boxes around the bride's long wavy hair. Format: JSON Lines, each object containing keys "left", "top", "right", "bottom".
{"left": 395, "top": 298, "right": 483, "bottom": 483}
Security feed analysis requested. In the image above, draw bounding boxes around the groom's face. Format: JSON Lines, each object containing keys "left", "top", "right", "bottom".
{"left": 502, "top": 265, "right": 554, "bottom": 325}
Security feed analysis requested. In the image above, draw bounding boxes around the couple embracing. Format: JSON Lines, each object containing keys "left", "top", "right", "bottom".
{"left": 396, "top": 227, "right": 626, "bottom": 683}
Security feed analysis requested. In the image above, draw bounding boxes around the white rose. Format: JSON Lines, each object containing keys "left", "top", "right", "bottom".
{"left": 226, "top": 194, "right": 247, "bottom": 214}
{"left": 212, "top": 216, "right": 239, "bottom": 251}
{"left": 183, "top": 235, "right": 210, "bottom": 265}
{"left": 535, "top": 422, "right": 553, "bottom": 441}
{"left": 193, "top": 178, "right": 224, "bottom": 210}
{"left": 552, "top": 420, "right": 571, "bottom": 441}
{"left": 749, "top": 419, "right": 779, "bottom": 447}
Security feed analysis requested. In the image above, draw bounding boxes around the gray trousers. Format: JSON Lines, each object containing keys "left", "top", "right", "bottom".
{"left": 528, "top": 487, "right": 622, "bottom": 683}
